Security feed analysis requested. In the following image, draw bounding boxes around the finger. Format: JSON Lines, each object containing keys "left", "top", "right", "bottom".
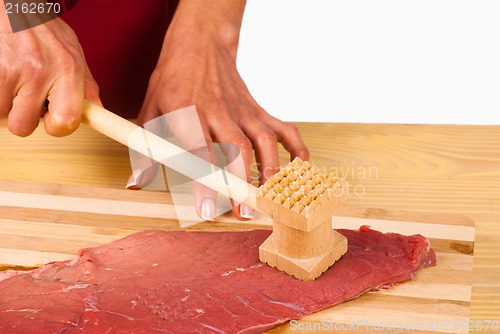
{"left": 137, "top": 101, "right": 219, "bottom": 221}
{"left": 189, "top": 142, "right": 218, "bottom": 221}
{"left": 0, "top": 96, "right": 12, "bottom": 119}
{"left": 44, "top": 70, "right": 84, "bottom": 137}
{"left": 7, "top": 85, "right": 45, "bottom": 137}
{"left": 261, "top": 114, "right": 310, "bottom": 162}
{"left": 0, "top": 75, "right": 15, "bottom": 119}
{"left": 211, "top": 119, "right": 254, "bottom": 220}
{"left": 157, "top": 104, "right": 219, "bottom": 221}
{"left": 188, "top": 143, "right": 219, "bottom": 221}
{"left": 179, "top": 129, "right": 218, "bottom": 222}
{"left": 162, "top": 105, "right": 211, "bottom": 150}
{"left": 193, "top": 179, "right": 218, "bottom": 221}
{"left": 240, "top": 118, "right": 280, "bottom": 185}
{"left": 126, "top": 101, "right": 162, "bottom": 190}
{"left": 126, "top": 149, "right": 160, "bottom": 190}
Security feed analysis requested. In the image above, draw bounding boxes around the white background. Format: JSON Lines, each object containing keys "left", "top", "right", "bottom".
{"left": 237, "top": 1, "right": 500, "bottom": 124}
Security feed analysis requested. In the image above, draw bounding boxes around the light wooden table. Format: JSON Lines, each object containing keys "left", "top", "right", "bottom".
{"left": 1, "top": 119, "right": 499, "bottom": 331}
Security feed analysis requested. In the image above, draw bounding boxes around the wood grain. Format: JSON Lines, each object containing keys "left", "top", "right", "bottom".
{"left": 1, "top": 119, "right": 499, "bottom": 332}
{"left": 0, "top": 181, "right": 473, "bottom": 333}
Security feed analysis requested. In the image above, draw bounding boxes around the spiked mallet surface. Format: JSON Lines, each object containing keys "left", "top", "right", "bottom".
{"left": 257, "top": 158, "right": 348, "bottom": 281}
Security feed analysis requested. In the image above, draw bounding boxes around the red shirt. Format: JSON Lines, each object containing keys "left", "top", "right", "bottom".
{"left": 62, "top": 0, "right": 178, "bottom": 118}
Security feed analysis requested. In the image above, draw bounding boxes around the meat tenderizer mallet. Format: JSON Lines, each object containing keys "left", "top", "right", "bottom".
{"left": 81, "top": 100, "right": 348, "bottom": 281}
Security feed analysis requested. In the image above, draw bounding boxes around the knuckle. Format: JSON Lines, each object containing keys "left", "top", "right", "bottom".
{"left": 51, "top": 113, "right": 81, "bottom": 131}
{"left": 296, "top": 147, "right": 310, "bottom": 160}
{"left": 232, "top": 136, "right": 253, "bottom": 152}
{"left": 210, "top": 91, "right": 230, "bottom": 113}
{"left": 58, "top": 52, "right": 83, "bottom": 73}
{"left": 24, "top": 56, "right": 44, "bottom": 79}
{"left": 285, "top": 122, "right": 300, "bottom": 134}
{"left": 257, "top": 129, "right": 277, "bottom": 144}
{"left": 263, "top": 166, "right": 280, "bottom": 180}
{"left": 213, "top": 94, "right": 226, "bottom": 107}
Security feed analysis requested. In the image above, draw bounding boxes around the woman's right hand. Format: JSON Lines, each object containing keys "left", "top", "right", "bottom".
{"left": 0, "top": 13, "right": 100, "bottom": 137}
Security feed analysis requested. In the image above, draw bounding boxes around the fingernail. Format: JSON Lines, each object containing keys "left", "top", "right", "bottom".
{"left": 201, "top": 198, "right": 216, "bottom": 221}
{"left": 240, "top": 204, "right": 254, "bottom": 219}
{"left": 126, "top": 172, "right": 143, "bottom": 190}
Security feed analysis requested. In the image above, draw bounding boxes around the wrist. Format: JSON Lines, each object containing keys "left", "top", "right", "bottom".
{"left": 162, "top": 0, "right": 246, "bottom": 58}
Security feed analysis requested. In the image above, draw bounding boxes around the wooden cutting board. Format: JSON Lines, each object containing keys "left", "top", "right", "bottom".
{"left": 0, "top": 180, "right": 474, "bottom": 334}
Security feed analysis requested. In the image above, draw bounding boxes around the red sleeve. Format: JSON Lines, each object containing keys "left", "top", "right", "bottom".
{"left": 62, "top": 0, "right": 178, "bottom": 118}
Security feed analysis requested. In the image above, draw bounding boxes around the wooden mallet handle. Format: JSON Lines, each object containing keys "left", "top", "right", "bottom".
{"left": 81, "top": 99, "right": 258, "bottom": 209}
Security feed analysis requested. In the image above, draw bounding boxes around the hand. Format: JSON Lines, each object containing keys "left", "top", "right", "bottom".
{"left": 0, "top": 14, "right": 100, "bottom": 137}
{"left": 126, "top": 0, "right": 309, "bottom": 221}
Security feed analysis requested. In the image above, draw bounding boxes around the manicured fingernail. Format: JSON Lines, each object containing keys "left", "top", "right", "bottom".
{"left": 201, "top": 198, "right": 216, "bottom": 221}
{"left": 240, "top": 204, "right": 254, "bottom": 219}
{"left": 126, "top": 172, "right": 143, "bottom": 190}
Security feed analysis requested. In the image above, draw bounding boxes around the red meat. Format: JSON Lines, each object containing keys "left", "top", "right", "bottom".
{"left": 0, "top": 226, "right": 436, "bottom": 333}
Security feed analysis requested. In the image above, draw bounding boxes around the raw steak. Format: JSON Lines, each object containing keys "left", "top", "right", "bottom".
{"left": 0, "top": 226, "right": 436, "bottom": 333}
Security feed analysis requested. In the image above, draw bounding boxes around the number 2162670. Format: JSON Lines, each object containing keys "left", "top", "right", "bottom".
{"left": 5, "top": 2, "right": 61, "bottom": 14}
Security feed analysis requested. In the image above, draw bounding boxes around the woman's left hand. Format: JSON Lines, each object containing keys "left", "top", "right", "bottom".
{"left": 127, "top": 0, "right": 309, "bottom": 221}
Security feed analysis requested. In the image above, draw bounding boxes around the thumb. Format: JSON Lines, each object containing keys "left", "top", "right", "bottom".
{"left": 44, "top": 71, "right": 84, "bottom": 137}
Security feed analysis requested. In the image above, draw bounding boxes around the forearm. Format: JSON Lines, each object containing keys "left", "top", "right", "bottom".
{"left": 161, "top": 0, "right": 247, "bottom": 59}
